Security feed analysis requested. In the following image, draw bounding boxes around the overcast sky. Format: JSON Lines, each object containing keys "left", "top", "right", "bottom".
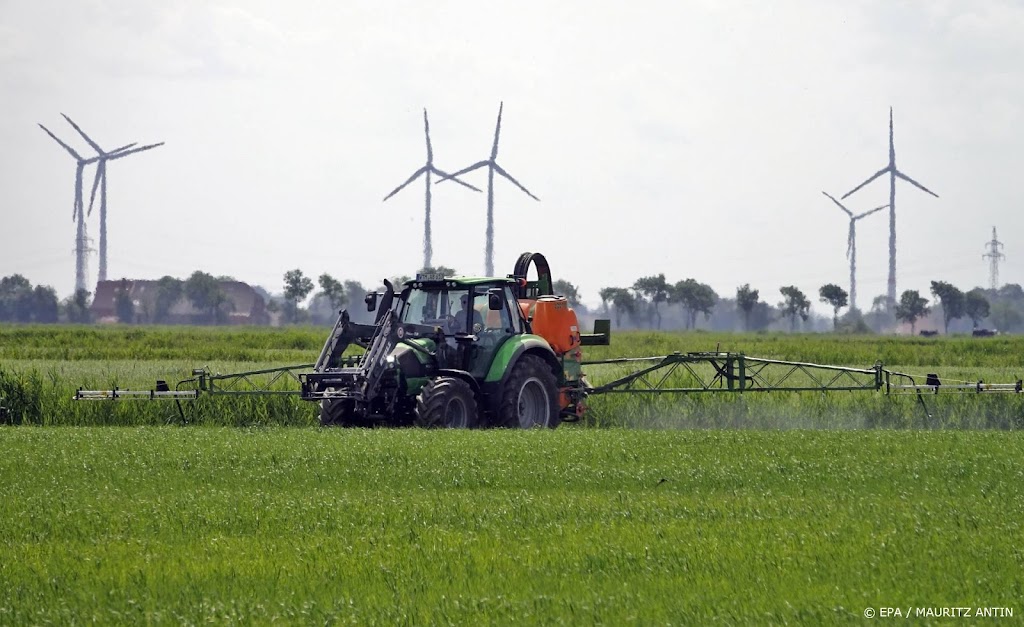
{"left": 2, "top": 1, "right": 1022, "bottom": 314}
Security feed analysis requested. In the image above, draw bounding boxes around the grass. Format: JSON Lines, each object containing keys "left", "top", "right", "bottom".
{"left": 2, "top": 326, "right": 1022, "bottom": 623}
{"left": 1, "top": 428, "right": 1022, "bottom": 624}
{"left": 3, "top": 325, "right": 1024, "bottom": 427}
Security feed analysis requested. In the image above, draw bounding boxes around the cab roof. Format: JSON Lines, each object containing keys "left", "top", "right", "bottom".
{"left": 405, "top": 275, "right": 518, "bottom": 288}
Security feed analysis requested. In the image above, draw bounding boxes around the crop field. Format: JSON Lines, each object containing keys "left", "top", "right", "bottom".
{"left": 1, "top": 428, "right": 1022, "bottom": 624}
{"left": 3, "top": 325, "right": 1024, "bottom": 428}
{"left": 1, "top": 326, "right": 1023, "bottom": 623}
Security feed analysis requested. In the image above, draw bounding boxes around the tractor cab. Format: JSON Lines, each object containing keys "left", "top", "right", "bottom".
{"left": 394, "top": 275, "right": 524, "bottom": 379}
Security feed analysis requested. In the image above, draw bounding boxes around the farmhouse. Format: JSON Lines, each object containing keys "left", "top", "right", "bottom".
{"left": 91, "top": 279, "right": 269, "bottom": 325}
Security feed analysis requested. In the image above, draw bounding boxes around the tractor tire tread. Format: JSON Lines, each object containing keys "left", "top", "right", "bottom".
{"left": 497, "top": 354, "right": 561, "bottom": 429}
{"left": 414, "top": 376, "right": 479, "bottom": 428}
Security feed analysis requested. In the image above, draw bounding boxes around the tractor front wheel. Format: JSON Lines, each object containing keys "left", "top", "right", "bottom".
{"left": 414, "top": 377, "right": 479, "bottom": 428}
{"left": 498, "top": 355, "right": 561, "bottom": 429}
{"left": 319, "top": 398, "right": 355, "bottom": 427}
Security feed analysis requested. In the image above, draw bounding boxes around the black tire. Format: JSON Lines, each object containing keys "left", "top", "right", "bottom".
{"left": 414, "top": 377, "right": 479, "bottom": 428}
{"left": 319, "top": 398, "right": 355, "bottom": 427}
{"left": 497, "top": 355, "right": 561, "bottom": 429}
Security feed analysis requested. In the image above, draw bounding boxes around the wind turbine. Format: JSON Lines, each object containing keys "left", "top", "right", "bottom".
{"left": 841, "top": 107, "right": 938, "bottom": 311}
{"left": 822, "top": 192, "right": 887, "bottom": 312}
{"left": 383, "top": 109, "right": 481, "bottom": 270}
{"left": 38, "top": 122, "right": 134, "bottom": 293}
{"left": 437, "top": 102, "right": 539, "bottom": 277}
{"left": 61, "top": 114, "right": 164, "bottom": 283}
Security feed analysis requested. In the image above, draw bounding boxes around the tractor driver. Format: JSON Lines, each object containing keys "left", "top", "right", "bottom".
{"left": 451, "top": 293, "right": 483, "bottom": 334}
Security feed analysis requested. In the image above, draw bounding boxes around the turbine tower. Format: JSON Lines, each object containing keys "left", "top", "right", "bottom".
{"left": 983, "top": 226, "right": 1005, "bottom": 290}
{"left": 383, "top": 109, "right": 480, "bottom": 269}
{"left": 38, "top": 122, "right": 133, "bottom": 293}
{"left": 61, "top": 114, "right": 164, "bottom": 282}
{"left": 438, "top": 102, "right": 539, "bottom": 277}
{"left": 822, "top": 192, "right": 887, "bottom": 312}
{"left": 842, "top": 107, "right": 938, "bottom": 311}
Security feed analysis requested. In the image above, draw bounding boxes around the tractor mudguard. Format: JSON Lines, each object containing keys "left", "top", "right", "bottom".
{"left": 436, "top": 369, "right": 481, "bottom": 395}
{"left": 481, "top": 335, "right": 560, "bottom": 414}
{"left": 484, "top": 335, "right": 558, "bottom": 384}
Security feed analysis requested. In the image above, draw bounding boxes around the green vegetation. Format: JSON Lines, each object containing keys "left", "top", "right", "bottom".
{"left": 3, "top": 325, "right": 1024, "bottom": 427}
{"left": 2, "top": 327, "right": 1022, "bottom": 622}
{"left": 1, "top": 428, "right": 1021, "bottom": 624}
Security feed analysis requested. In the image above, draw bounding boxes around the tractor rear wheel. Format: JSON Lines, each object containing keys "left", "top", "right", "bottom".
{"left": 414, "top": 377, "right": 479, "bottom": 428}
{"left": 498, "top": 355, "right": 561, "bottom": 429}
{"left": 319, "top": 398, "right": 355, "bottom": 427}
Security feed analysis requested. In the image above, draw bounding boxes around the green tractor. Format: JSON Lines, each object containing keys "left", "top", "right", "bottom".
{"left": 300, "top": 252, "right": 609, "bottom": 428}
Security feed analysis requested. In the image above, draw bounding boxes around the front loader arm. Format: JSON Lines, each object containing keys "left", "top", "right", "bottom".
{"left": 314, "top": 309, "right": 377, "bottom": 372}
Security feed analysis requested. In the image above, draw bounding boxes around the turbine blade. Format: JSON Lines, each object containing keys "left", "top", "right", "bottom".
{"left": 107, "top": 142, "right": 164, "bottom": 160}
{"left": 423, "top": 109, "right": 433, "bottom": 163}
{"left": 894, "top": 170, "right": 939, "bottom": 198}
{"left": 821, "top": 191, "right": 852, "bottom": 217}
{"left": 383, "top": 166, "right": 427, "bottom": 201}
{"left": 435, "top": 160, "right": 489, "bottom": 183}
{"left": 61, "top": 113, "right": 103, "bottom": 153}
{"left": 847, "top": 224, "right": 854, "bottom": 259}
{"left": 430, "top": 167, "right": 481, "bottom": 192}
{"left": 841, "top": 166, "right": 889, "bottom": 199}
{"left": 493, "top": 162, "right": 539, "bottom": 200}
{"left": 108, "top": 142, "right": 137, "bottom": 154}
{"left": 87, "top": 161, "right": 104, "bottom": 216}
{"left": 39, "top": 124, "right": 83, "bottom": 160}
{"left": 853, "top": 204, "right": 888, "bottom": 220}
{"left": 491, "top": 102, "right": 504, "bottom": 160}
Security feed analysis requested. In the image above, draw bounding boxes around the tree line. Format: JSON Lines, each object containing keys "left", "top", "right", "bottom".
{"left": 3, "top": 268, "right": 1021, "bottom": 335}
{"left": 588, "top": 274, "right": 1016, "bottom": 335}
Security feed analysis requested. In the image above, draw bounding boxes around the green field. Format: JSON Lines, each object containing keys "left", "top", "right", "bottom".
{"left": 1, "top": 325, "right": 1022, "bottom": 623}
{"left": 3, "top": 324, "right": 1024, "bottom": 428}
{"left": 1, "top": 428, "right": 1021, "bottom": 624}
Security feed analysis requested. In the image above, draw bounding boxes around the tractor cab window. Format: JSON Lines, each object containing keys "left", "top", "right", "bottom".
{"left": 504, "top": 286, "right": 524, "bottom": 334}
{"left": 401, "top": 287, "right": 483, "bottom": 335}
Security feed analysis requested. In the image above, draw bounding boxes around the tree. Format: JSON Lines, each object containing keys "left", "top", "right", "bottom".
{"left": 418, "top": 265, "right": 457, "bottom": 278}
{"left": 318, "top": 273, "right": 347, "bottom": 312}
{"left": 153, "top": 276, "right": 183, "bottom": 323}
{"left": 929, "top": 281, "right": 965, "bottom": 334}
{"left": 735, "top": 284, "right": 760, "bottom": 331}
{"left": 672, "top": 279, "right": 718, "bottom": 329}
{"left": 553, "top": 280, "right": 581, "bottom": 308}
{"left": 964, "top": 288, "right": 990, "bottom": 330}
{"left": 31, "top": 285, "right": 59, "bottom": 323}
{"left": 0, "top": 274, "right": 32, "bottom": 322}
{"left": 895, "top": 289, "right": 930, "bottom": 335}
{"left": 114, "top": 278, "right": 135, "bottom": 324}
{"left": 185, "top": 271, "right": 229, "bottom": 324}
{"left": 64, "top": 289, "right": 92, "bottom": 323}
{"left": 283, "top": 269, "right": 314, "bottom": 323}
{"left": 818, "top": 284, "right": 849, "bottom": 330}
{"left": 990, "top": 301, "right": 1022, "bottom": 332}
{"left": 601, "top": 287, "right": 636, "bottom": 328}
{"left": 598, "top": 287, "right": 615, "bottom": 313}
{"left": 633, "top": 274, "right": 669, "bottom": 329}
{"left": 997, "top": 283, "right": 1024, "bottom": 302}
{"left": 779, "top": 286, "right": 810, "bottom": 331}
{"left": 343, "top": 281, "right": 369, "bottom": 321}
{"left": 870, "top": 295, "right": 888, "bottom": 314}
